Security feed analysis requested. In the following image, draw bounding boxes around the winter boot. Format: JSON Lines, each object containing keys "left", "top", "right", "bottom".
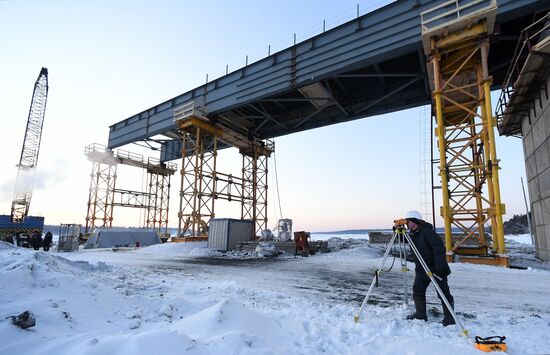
{"left": 441, "top": 300, "right": 455, "bottom": 326}
{"left": 406, "top": 296, "right": 427, "bottom": 321}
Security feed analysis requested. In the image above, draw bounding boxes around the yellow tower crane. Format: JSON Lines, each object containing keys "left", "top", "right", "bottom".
{"left": 421, "top": 0, "right": 508, "bottom": 267}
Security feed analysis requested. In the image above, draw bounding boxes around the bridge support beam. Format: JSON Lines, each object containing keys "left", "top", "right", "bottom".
{"left": 422, "top": 0, "right": 508, "bottom": 267}
{"left": 177, "top": 126, "right": 218, "bottom": 237}
{"left": 146, "top": 167, "right": 173, "bottom": 234}
{"left": 85, "top": 157, "right": 117, "bottom": 234}
{"left": 241, "top": 149, "right": 269, "bottom": 236}
{"left": 175, "top": 114, "right": 273, "bottom": 238}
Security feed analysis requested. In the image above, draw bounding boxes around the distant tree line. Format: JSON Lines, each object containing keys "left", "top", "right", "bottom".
{"left": 485, "top": 213, "right": 530, "bottom": 235}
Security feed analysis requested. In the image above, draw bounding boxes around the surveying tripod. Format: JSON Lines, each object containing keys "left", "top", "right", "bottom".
{"left": 354, "top": 222, "right": 468, "bottom": 336}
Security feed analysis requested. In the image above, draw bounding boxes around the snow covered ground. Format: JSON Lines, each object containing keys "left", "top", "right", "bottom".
{"left": 1, "top": 235, "right": 549, "bottom": 355}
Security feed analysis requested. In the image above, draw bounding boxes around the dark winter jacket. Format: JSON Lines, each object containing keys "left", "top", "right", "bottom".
{"left": 30, "top": 233, "right": 43, "bottom": 250}
{"left": 43, "top": 232, "right": 53, "bottom": 246}
{"left": 409, "top": 221, "right": 451, "bottom": 277}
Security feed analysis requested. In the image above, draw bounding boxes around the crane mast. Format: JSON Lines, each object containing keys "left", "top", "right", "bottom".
{"left": 10, "top": 67, "right": 49, "bottom": 223}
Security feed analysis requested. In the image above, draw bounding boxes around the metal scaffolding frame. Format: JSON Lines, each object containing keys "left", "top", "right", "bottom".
{"left": 174, "top": 106, "right": 273, "bottom": 238}
{"left": 85, "top": 159, "right": 117, "bottom": 233}
{"left": 146, "top": 168, "right": 172, "bottom": 232}
{"left": 242, "top": 150, "right": 269, "bottom": 236}
{"left": 84, "top": 144, "right": 176, "bottom": 235}
{"left": 422, "top": 0, "right": 508, "bottom": 266}
{"left": 178, "top": 127, "right": 218, "bottom": 237}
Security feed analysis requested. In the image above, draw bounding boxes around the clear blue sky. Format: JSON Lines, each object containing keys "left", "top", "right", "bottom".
{"left": 0, "top": 0, "right": 527, "bottom": 232}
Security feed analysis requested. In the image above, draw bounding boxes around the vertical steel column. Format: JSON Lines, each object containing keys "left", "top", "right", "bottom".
{"left": 481, "top": 42, "right": 506, "bottom": 254}
{"left": 432, "top": 54, "right": 453, "bottom": 255}
{"left": 85, "top": 159, "right": 117, "bottom": 233}
{"left": 177, "top": 127, "right": 217, "bottom": 237}
{"left": 241, "top": 147, "right": 269, "bottom": 236}
{"left": 241, "top": 153, "right": 256, "bottom": 223}
{"left": 178, "top": 132, "right": 196, "bottom": 236}
{"left": 158, "top": 172, "right": 171, "bottom": 233}
{"left": 197, "top": 134, "right": 217, "bottom": 234}
{"left": 147, "top": 169, "right": 172, "bottom": 233}
{"left": 427, "top": 19, "right": 508, "bottom": 265}
{"left": 255, "top": 154, "right": 268, "bottom": 235}
{"left": 146, "top": 172, "right": 159, "bottom": 229}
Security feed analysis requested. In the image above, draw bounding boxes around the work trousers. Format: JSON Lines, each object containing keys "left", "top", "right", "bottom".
{"left": 412, "top": 272, "right": 453, "bottom": 304}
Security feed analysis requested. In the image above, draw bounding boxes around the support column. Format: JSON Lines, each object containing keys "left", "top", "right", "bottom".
{"left": 481, "top": 42, "right": 506, "bottom": 255}
{"left": 85, "top": 158, "right": 117, "bottom": 234}
{"left": 178, "top": 127, "right": 218, "bottom": 237}
{"left": 241, "top": 147, "right": 270, "bottom": 236}
{"left": 146, "top": 167, "right": 172, "bottom": 233}
{"left": 432, "top": 55, "right": 453, "bottom": 257}
{"left": 422, "top": 9, "right": 509, "bottom": 265}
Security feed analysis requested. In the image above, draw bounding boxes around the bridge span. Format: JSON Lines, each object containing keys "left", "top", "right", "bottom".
{"left": 107, "top": 0, "right": 548, "bottom": 162}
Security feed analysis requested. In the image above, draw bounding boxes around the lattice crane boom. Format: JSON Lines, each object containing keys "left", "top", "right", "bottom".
{"left": 11, "top": 67, "right": 49, "bottom": 223}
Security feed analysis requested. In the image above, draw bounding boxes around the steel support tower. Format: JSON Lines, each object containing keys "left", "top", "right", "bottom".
{"left": 174, "top": 103, "right": 272, "bottom": 238}
{"left": 84, "top": 144, "right": 176, "bottom": 235}
{"left": 85, "top": 152, "right": 117, "bottom": 232}
{"left": 241, "top": 149, "right": 269, "bottom": 236}
{"left": 421, "top": 0, "right": 508, "bottom": 266}
{"left": 11, "top": 67, "right": 49, "bottom": 223}
{"left": 177, "top": 122, "right": 219, "bottom": 237}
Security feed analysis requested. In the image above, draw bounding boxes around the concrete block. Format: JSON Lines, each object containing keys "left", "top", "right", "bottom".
{"left": 543, "top": 225, "right": 550, "bottom": 261}
{"left": 542, "top": 198, "right": 550, "bottom": 225}
{"left": 535, "top": 225, "right": 549, "bottom": 261}
{"left": 522, "top": 115, "right": 532, "bottom": 136}
{"left": 528, "top": 177, "right": 540, "bottom": 204}
{"left": 533, "top": 201, "right": 543, "bottom": 226}
{"left": 524, "top": 131, "right": 534, "bottom": 158}
{"left": 526, "top": 154, "right": 538, "bottom": 180}
{"left": 540, "top": 169, "right": 550, "bottom": 200}
{"left": 535, "top": 141, "right": 550, "bottom": 173}
{"left": 533, "top": 225, "right": 540, "bottom": 250}
{"left": 532, "top": 115, "right": 546, "bottom": 148}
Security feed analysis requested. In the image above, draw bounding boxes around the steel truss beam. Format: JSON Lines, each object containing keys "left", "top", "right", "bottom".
{"left": 424, "top": 4, "right": 507, "bottom": 265}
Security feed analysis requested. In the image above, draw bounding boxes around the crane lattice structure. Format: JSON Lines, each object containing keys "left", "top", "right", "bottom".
{"left": 421, "top": 0, "right": 508, "bottom": 266}
{"left": 11, "top": 67, "right": 49, "bottom": 223}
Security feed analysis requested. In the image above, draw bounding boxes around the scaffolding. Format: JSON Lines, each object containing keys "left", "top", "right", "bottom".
{"left": 84, "top": 144, "right": 176, "bottom": 235}
{"left": 421, "top": 0, "right": 508, "bottom": 266}
{"left": 174, "top": 102, "right": 273, "bottom": 238}
{"left": 242, "top": 148, "right": 269, "bottom": 236}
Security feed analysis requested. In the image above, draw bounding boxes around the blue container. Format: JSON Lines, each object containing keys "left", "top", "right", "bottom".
{"left": 0, "top": 214, "right": 45, "bottom": 239}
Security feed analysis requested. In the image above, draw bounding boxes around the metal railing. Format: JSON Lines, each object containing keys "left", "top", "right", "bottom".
{"left": 85, "top": 143, "right": 177, "bottom": 171}
{"left": 421, "top": 0, "right": 496, "bottom": 33}
{"left": 495, "top": 12, "right": 550, "bottom": 132}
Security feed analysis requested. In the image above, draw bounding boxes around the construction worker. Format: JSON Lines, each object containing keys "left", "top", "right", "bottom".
{"left": 43, "top": 231, "right": 53, "bottom": 251}
{"left": 30, "top": 230, "right": 42, "bottom": 251}
{"left": 403, "top": 210, "right": 455, "bottom": 326}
